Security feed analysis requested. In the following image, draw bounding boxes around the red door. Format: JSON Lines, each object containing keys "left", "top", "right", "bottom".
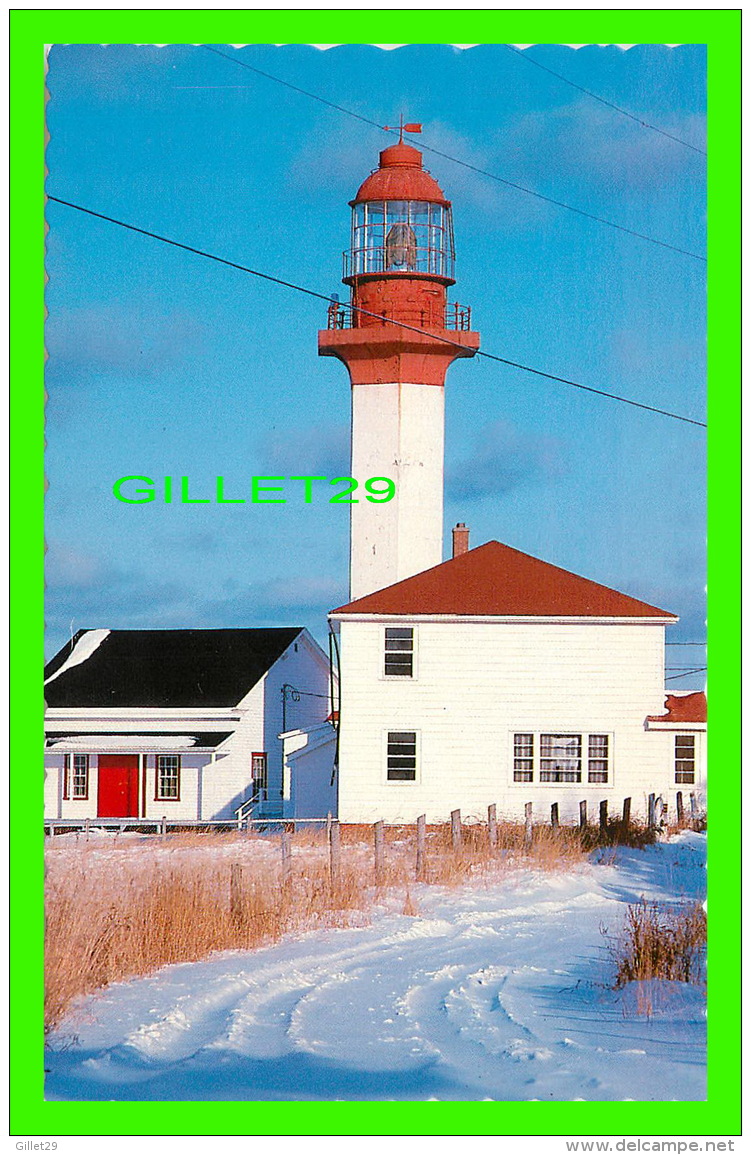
{"left": 97, "top": 755, "right": 139, "bottom": 818}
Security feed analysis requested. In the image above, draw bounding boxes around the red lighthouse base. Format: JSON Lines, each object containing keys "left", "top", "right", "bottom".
{"left": 318, "top": 323, "right": 480, "bottom": 386}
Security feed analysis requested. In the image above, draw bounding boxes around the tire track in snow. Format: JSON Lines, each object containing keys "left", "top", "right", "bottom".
{"left": 47, "top": 837, "right": 707, "bottom": 1101}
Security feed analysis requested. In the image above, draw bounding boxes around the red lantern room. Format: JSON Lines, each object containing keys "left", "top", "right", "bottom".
{"left": 319, "top": 137, "right": 480, "bottom": 386}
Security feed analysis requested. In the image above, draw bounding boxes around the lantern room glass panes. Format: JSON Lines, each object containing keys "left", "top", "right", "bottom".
{"left": 349, "top": 201, "right": 455, "bottom": 278}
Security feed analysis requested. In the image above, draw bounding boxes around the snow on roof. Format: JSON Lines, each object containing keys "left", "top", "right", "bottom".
{"left": 330, "top": 541, "right": 677, "bottom": 620}
{"left": 43, "top": 628, "right": 304, "bottom": 709}
{"left": 647, "top": 691, "right": 707, "bottom": 725}
{"left": 45, "top": 731, "right": 234, "bottom": 751}
{"left": 44, "top": 629, "right": 110, "bottom": 686}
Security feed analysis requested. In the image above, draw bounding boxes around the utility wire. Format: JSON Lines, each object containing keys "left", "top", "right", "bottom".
{"left": 665, "top": 667, "right": 706, "bottom": 681}
{"left": 665, "top": 641, "right": 706, "bottom": 646}
{"left": 199, "top": 45, "right": 706, "bottom": 265}
{"left": 46, "top": 195, "right": 707, "bottom": 429}
{"left": 504, "top": 44, "right": 707, "bottom": 157}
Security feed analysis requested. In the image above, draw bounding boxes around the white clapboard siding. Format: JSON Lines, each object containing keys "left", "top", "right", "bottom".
{"left": 337, "top": 618, "right": 678, "bottom": 824}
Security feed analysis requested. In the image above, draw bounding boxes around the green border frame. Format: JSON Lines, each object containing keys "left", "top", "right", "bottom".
{"left": 12, "top": 8, "right": 740, "bottom": 1137}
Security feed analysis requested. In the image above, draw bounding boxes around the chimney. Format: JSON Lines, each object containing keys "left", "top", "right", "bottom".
{"left": 452, "top": 522, "right": 470, "bottom": 558}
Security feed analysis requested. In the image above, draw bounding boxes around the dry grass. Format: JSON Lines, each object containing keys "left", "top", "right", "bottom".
{"left": 45, "top": 817, "right": 642, "bottom": 1034}
{"left": 607, "top": 899, "right": 707, "bottom": 991}
{"left": 45, "top": 851, "right": 370, "bottom": 1034}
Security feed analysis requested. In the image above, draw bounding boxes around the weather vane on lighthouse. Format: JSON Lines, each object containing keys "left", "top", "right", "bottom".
{"left": 319, "top": 127, "right": 480, "bottom": 601}
{"left": 382, "top": 115, "right": 423, "bottom": 142}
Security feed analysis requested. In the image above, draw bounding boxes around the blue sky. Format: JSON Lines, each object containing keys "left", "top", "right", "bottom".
{"left": 45, "top": 43, "right": 707, "bottom": 687}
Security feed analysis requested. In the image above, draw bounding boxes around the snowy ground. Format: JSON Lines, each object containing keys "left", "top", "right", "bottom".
{"left": 45, "top": 832, "right": 706, "bottom": 1102}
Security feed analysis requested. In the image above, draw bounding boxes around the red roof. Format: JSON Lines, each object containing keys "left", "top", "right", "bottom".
{"left": 353, "top": 142, "right": 450, "bottom": 206}
{"left": 648, "top": 692, "right": 706, "bottom": 724}
{"left": 331, "top": 541, "right": 677, "bottom": 619}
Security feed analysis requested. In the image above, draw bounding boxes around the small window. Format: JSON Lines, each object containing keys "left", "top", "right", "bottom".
{"left": 675, "top": 735, "right": 696, "bottom": 784}
{"left": 384, "top": 627, "right": 414, "bottom": 677}
{"left": 513, "top": 733, "right": 534, "bottom": 782}
{"left": 588, "top": 734, "right": 610, "bottom": 783}
{"left": 387, "top": 731, "right": 417, "bottom": 781}
{"left": 64, "top": 753, "right": 89, "bottom": 799}
{"left": 156, "top": 754, "right": 180, "bottom": 800}
{"left": 252, "top": 752, "right": 268, "bottom": 797}
{"left": 540, "top": 734, "right": 582, "bottom": 783}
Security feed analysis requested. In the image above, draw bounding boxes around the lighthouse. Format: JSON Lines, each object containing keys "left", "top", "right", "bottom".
{"left": 319, "top": 132, "right": 480, "bottom": 599}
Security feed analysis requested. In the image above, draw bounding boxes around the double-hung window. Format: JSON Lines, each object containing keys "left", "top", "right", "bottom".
{"left": 587, "top": 735, "right": 610, "bottom": 783}
{"left": 675, "top": 735, "right": 696, "bottom": 784}
{"left": 513, "top": 734, "right": 534, "bottom": 782}
{"left": 513, "top": 732, "right": 611, "bottom": 785}
{"left": 540, "top": 734, "right": 582, "bottom": 783}
{"left": 64, "top": 753, "right": 89, "bottom": 799}
{"left": 156, "top": 754, "right": 180, "bottom": 800}
{"left": 387, "top": 731, "right": 417, "bottom": 781}
{"left": 384, "top": 627, "right": 414, "bottom": 677}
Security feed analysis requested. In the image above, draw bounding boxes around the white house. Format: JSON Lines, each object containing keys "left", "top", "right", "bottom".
{"left": 329, "top": 538, "right": 706, "bottom": 825}
{"left": 44, "top": 626, "right": 334, "bottom": 823}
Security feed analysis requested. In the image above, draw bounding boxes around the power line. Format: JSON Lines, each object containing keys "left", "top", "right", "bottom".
{"left": 201, "top": 45, "right": 386, "bottom": 131}
{"left": 665, "top": 641, "right": 706, "bottom": 646}
{"left": 199, "top": 45, "right": 706, "bottom": 265}
{"left": 504, "top": 44, "right": 707, "bottom": 157}
{"left": 665, "top": 667, "right": 706, "bottom": 681}
{"left": 46, "top": 194, "right": 707, "bottom": 429}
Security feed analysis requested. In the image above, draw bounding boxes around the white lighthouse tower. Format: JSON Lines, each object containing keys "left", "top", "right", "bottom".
{"left": 319, "top": 133, "right": 480, "bottom": 599}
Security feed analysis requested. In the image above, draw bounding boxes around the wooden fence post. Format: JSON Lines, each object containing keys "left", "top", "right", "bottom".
{"left": 599, "top": 800, "right": 608, "bottom": 834}
{"left": 161, "top": 815, "right": 167, "bottom": 838}
{"left": 374, "top": 820, "right": 385, "bottom": 887}
{"left": 622, "top": 797, "right": 631, "bottom": 829}
{"left": 84, "top": 817, "right": 91, "bottom": 842}
{"left": 281, "top": 830, "right": 292, "bottom": 884}
{"left": 550, "top": 802, "right": 559, "bottom": 829}
{"left": 647, "top": 793, "right": 657, "bottom": 832}
{"left": 329, "top": 820, "right": 341, "bottom": 887}
{"left": 676, "top": 791, "right": 684, "bottom": 825}
{"left": 579, "top": 800, "right": 588, "bottom": 828}
{"left": 230, "top": 862, "right": 244, "bottom": 921}
{"left": 325, "top": 811, "right": 332, "bottom": 844}
{"left": 524, "top": 802, "right": 533, "bottom": 848}
{"left": 451, "top": 809, "right": 462, "bottom": 851}
{"left": 488, "top": 804, "right": 498, "bottom": 850}
{"left": 416, "top": 814, "right": 426, "bottom": 880}
{"left": 690, "top": 792, "right": 698, "bottom": 826}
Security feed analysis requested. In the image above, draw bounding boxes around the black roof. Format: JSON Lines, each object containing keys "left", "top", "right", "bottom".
{"left": 44, "top": 628, "right": 304, "bottom": 709}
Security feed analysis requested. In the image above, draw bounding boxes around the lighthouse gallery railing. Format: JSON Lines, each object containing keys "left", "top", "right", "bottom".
{"left": 326, "top": 300, "right": 472, "bottom": 332}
